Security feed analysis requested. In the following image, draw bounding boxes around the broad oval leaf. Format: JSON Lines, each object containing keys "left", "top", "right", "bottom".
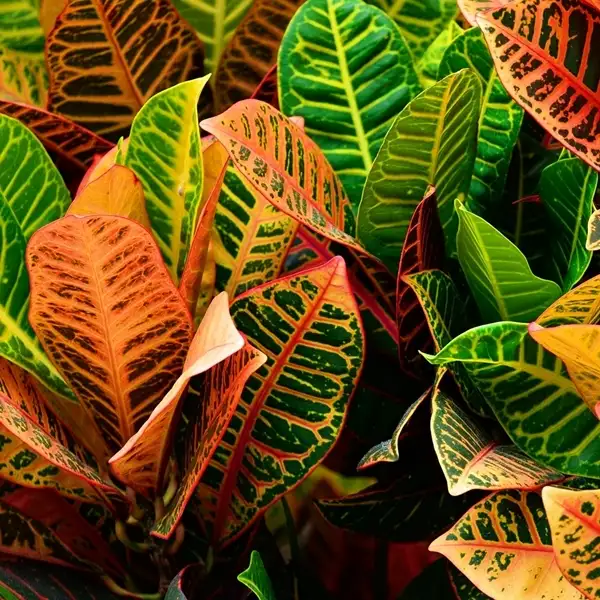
{"left": 430, "top": 490, "right": 582, "bottom": 599}
{"left": 477, "top": 0, "right": 600, "bottom": 172}
{"left": 456, "top": 202, "right": 561, "bottom": 322}
{"left": 538, "top": 274, "right": 600, "bottom": 327}
{"left": 279, "top": 0, "right": 421, "bottom": 210}
{"left": 27, "top": 215, "right": 193, "bottom": 457}
{"left": 123, "top": 77, "right": 209, "bottom": 280}
{"left": 357, "top": 69, "right": 481, "bottom": 269}
{"left": 237, "top": 551, "right": 276, "bottom": 600}
{"left": 46, "top": 0, "right": 207, "bottom": 141}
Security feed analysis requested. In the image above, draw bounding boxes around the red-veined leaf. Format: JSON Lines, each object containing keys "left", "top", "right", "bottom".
{"left": 477, "top": 0, "right": 600, "bottom": 172}
{"left": 27, "top": 215, "right": 193, "bottom": 457}
{"left": 109, "top": 293, "right": 245, "bottom": 496}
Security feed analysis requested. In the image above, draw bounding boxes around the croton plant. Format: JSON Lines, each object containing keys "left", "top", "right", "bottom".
{"left": 0, "top": 0, "right": 600, "bottom": 598}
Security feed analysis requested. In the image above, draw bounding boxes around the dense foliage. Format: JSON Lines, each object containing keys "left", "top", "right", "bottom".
{"left": 0, "top": 0, "right": 599, "bottom": 598}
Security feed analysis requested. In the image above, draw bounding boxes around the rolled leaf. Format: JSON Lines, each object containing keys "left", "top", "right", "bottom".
{"left": 538, "top": 274, "right": 600, "bottom": 327}
{"left": 27, "top": 215, "right": 193, "bottom": 457}
{"left": 237, "top": 551, "right": 276, "bottom": 600}
{"left": 46, "top": 0, "right": 207, "bottom": 141}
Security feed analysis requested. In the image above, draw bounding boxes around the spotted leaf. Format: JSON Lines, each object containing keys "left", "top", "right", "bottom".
{"left": 457, "top": 0, "right": 508, "bottom": 26}
{"left": 0, "top": 44, "right": 47, "bottom": 107}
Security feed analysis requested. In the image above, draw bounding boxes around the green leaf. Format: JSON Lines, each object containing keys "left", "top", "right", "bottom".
{"left": 456, "top": 202, "right": 561, "bottom": 322}
{"left": 427, "top": 321, "right": 600, "bottom": 479}
{"left": 540, "top": 157, "right": 597, "bottom": 291}
{"left": 0, "top": 0, "right": 44, "bottom": 52}
{"left": 123, "top": 77, "right": 209, "bottom": 281}
{"left": 417, "top": 21, "right": 462, "bottom": 88}
{"left": 366, "top": 0, "right": 457, "bottom": 60}
{"left": 0, "top": 42, "right": 48, "bottom": 107}
{"left": 438, "top": 27, "right": 524, "bottom": 217}
{"left": 357, "top": 69, "right": 481, "bottom": 270}
{"left": 171, "top": 0, "right": 253, "bottom": 72}
{"left": 279, "top": 0, "right": 422, "bottom": 210}
{"left": 238, "top": 551, "right": 277, "bottom": 600}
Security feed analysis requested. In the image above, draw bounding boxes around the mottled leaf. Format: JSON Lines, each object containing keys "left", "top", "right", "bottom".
{"left": 0, "top": 44, "right": 47, "bottom": 107}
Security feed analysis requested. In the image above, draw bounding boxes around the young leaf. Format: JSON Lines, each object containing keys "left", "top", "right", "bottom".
{"left": 0, "top": 44, "right": 47, "bottom": 107}
{"left": 123, "top": 77, "right": 210, "bottom": 281}
{"left": 477, "top": 0, "right": 600, "bottom": 172}
{"left": 46, "top": 0, "right": 206, "bottom": 141}
{"left": 238, "top": 551, "right": 277, "bottom": 600}
{"left": 430, "top": 490, "right": 581, "bottom": 599}
{"left": 428, "top": 321, "right": 600, "bottom": 478}
{"left": 279, "top": 0, "right": 422, "bottom": 210}
{"left": 456, "top": 202, "right": 561, "bottom": 322}
{"left": 540, "top": 158, "right": 597, "bottom": 291}
{"left": 109, "top": 293, "right": 246, "bottom": 496}
{"left": 432, "top": 388, "right": 563, "bottom": 495}
{"left": 357, "top": 69, "right": 481, "bottom": 269}
{"left": 27, "top": 215, "right": 193, "bottom": 457}
{"left": 538, "top": 274, "right": 600, "bottom": 327}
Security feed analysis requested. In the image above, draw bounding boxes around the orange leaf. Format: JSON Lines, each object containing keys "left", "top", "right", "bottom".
{"left": 27, "top": 215, "right": 193, "bottom": 457}
{"left": 457, "top": 0, "right": 508, "bottom": 26}
{"left": 109, "top": 292, "right": 246, "bottom": 495}
{"left": 40, "top": 0, "right": 67, "bottom": 36}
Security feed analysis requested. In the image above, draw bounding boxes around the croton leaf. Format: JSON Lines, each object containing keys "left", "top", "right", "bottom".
{"left": 46, "top": 0, "right": 206, "bottom": 141}
{"left": 540, "top": 158, "right": 597, "bottom": 291}
{"left": 477, "top": 0, "right": 600, "bottom": 172}
{"left": 191, "top": 257, "right": 364, "bottom": 546}
{"left": 417, "top": 21, "right": 463, "bottom": 88}
{"left": 40, "top": 0, "right": 67, "bottom": 35}
{"left": 432, "top": 387, "right": 563, "bottom": 495}
{"left": 438, "top": 27, "right": 524, "bottom": 217}
{"left": 427, "top": 321, "right": 600, "bottom": 478}
{"left": 279, "top": 0, "right": 421, "bottom": 210}
{"left": 201, "top": 100, "right": 362, "bottom": 251}
{"left": 214, "top": 0, "right": 304, "bottom": 111}
{"left": 0, "top": 0, "right": 44, "bottom": 52}
{"left": 456, "top": 202, "right": 561, "bottom": 322}
{"left": 238, "top": 551, "right": 277, "bottom": 600}
{"left": 0, "top": 44, "right": 47, "bottom": 107}
{"left": 27, "top": 215, "right": 193, "bottom": 458}
{"left": 251, "top": 64, "right": 279, "bottom": 109}
{"left": 430, "top": 490, "right": 582, "bottom": 599}
{"left": 109, "top": 293, "right": 246, "bottom": 496}
{"left": 588, "top": 209, "right": 600, "bottom": 251}
{"left": 457, "top": 0, "right": 507, "bottom": 25}
{"left": 357, "top": 69, "right": 481, "bottom": 269}
{"left": 543, "top": 486, "right": 600, "bottom": 599}
{"left": 123, "top": 76, "right": 209, "bottom": 281}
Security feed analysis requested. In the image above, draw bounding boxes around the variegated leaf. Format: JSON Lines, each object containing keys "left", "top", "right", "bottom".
{"left": 0, "top": 44, "right": 47, "bottom": 107}
{"left": 538, "top": 274, "right": 600, "bottom": 327}
{"left": 0, "top": 0, "right": 44, "bottom": 52}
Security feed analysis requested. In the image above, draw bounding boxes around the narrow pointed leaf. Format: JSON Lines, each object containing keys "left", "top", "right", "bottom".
{"left": 279, "top": 0, "right": 421, "bottom": 210}
{"left": 109, "top": 293, "right": 245, "bottom": 496}
{"left": 0, "top": 44, "right": 47, "bottom": 107}
{"left": 123, "top": 77, "right": 209, "bottom": 280}
{"left": 456, "top": 202, "right": 561, "bottom": 322}
{"left": 430, "top": 490, "right": 581, "bottom": 600}
{"left": 428, "top": 321, "right": 600, "bottom": 478}
{"left": 357, "top": 69, "right": 481, "bottom": 268}
{"left": 238, "top": 551, "right": 276, "bottom": 600}
{"left": 27, "top": 215, "right": 193, "bottom": 457}
{"left": 538, "top": 275, "right": 600, "bottom": 327}
{"left": 477, "top": 0, "right": 600, "bottom": 172}
{"left": 46, "top": 0, "right": 206, "bottom": 141}
{"left": 0, "top": 1, "right": 44, "bottom": 51}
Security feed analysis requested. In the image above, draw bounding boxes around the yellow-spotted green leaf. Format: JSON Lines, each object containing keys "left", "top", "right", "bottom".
{"left": 430, "top": 490, "right": 582, "bottom": 600}
{"left": 538, "top": 275, "right": 600, "bottom": 327}
{"left": 366, "top": 0, "right": 457, "bottom": 60}
{"left": 543, "top": 486, "right": 600, "bottom": 599}
{"left": 477, "top": 0, "right": 600, "bottom": 173}
{"left": 540, "top": 158, "right": 597, "bottom": 291}
{"left": 171, "top": 0, "right": 253, "bottom": 72}
{"left": 0, "top": 43, "right": 47, "bottom": 107}
{"left": 193, "top": 257, "right": 364, "bottom": 546}
{"left": 237, "top": 551, "right": 276, "bottom": 600}
{"left": 279, "top": 0, "right": 422, "bottom": 210}
{"left": 438, "top": 27, "right": 524, "bottom": 216}
{"left": 27, "top": 215, "right": 193, "bottom": 458}
{"left": 417, "top": 21, "right": 463, "bottom": 88}
{"left": 427, "top": 321, "right": 600, "bottom": 478}
{"left": 201, "top": 101, "right": 362, "bottom": 252}
{"left": 356, "top": 69, "right": 481, "bottom": 269}
{"left": 0, "top": 0, "right": 44, "bottom": 52}
{"left": 123, "top": 77, "right": 209, "bottom": 281}
{"left": 46, "top": 0, "right": 207, "bottom": 142}
{"left": 456, "top": 202, "right": 561, "bottom": 322}
{"left": 432, "top": 388, "right": 563, "bottom": 495}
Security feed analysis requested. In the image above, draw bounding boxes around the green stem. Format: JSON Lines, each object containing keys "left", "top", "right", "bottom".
{"left": 115, "top": 520, "right": 151, "bottom": 553}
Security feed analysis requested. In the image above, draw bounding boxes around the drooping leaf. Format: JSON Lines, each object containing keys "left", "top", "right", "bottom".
{"left": 0, "top": 44, "right": 47, "bottom": 107}
{"left": 417, "top": 21, "right": 463, "bottom": 88}
{"left": 430, "top": 490, "right": 582, "bottom": 600}
{"left": 237, "top": 551, "right": 277, "bottom": 600}
{"left": 214, "top": 0, "right": 304, "bottom": 111}
{"left": 193, "top": 257, "right": 364, "bottom": 546}
{"left": 27, "top": 215, "right": 193, "bottom": 458}
{"left": 438, "top": 27, "right": 524, "bottom": 216}
{"left": 357, "top": 69, "right": 481, "bottom": 269}
{"left": 477, "top": 0, "right": 600, "bottom": 172}
{"left": 432, "top": 387, "right": 563, "bottom": 495}
{"left": 109, "top": 293, "right": 245, "bottom": 496}
{"left": 540, "top": 158, "right": 597, "bottom": 291}
{"left": 427, "top": 321, "right": 600, "bottom": 478}
{"left": 123, "top": 77, "right": 209, "bottom": 280}
{"left": 366, "top": 0, "right": 457, "bottom": 60}
{"left": 456, "top": 202, "right": 561, "bottom": 322}
{"left": 279, "top": 0, "right": 421, "bottom": 210}
{"left": 46, "top": 0, "right": 207, "bottom": 141}
{"left": 537, "top": 275, "right": 600, "bottom": 327}
{"left": 0, "top": 0, "right": 44, "bottom": 52}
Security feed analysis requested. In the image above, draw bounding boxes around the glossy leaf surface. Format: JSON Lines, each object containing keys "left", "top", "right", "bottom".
{"left": 237, "top": 551, "right": 276, "bottom": 600}
{"left": 458, "top": 0, "right": 507, "bottom": 25}
{"left": 538, "top": 275, "right": 600, "bottom": 327}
